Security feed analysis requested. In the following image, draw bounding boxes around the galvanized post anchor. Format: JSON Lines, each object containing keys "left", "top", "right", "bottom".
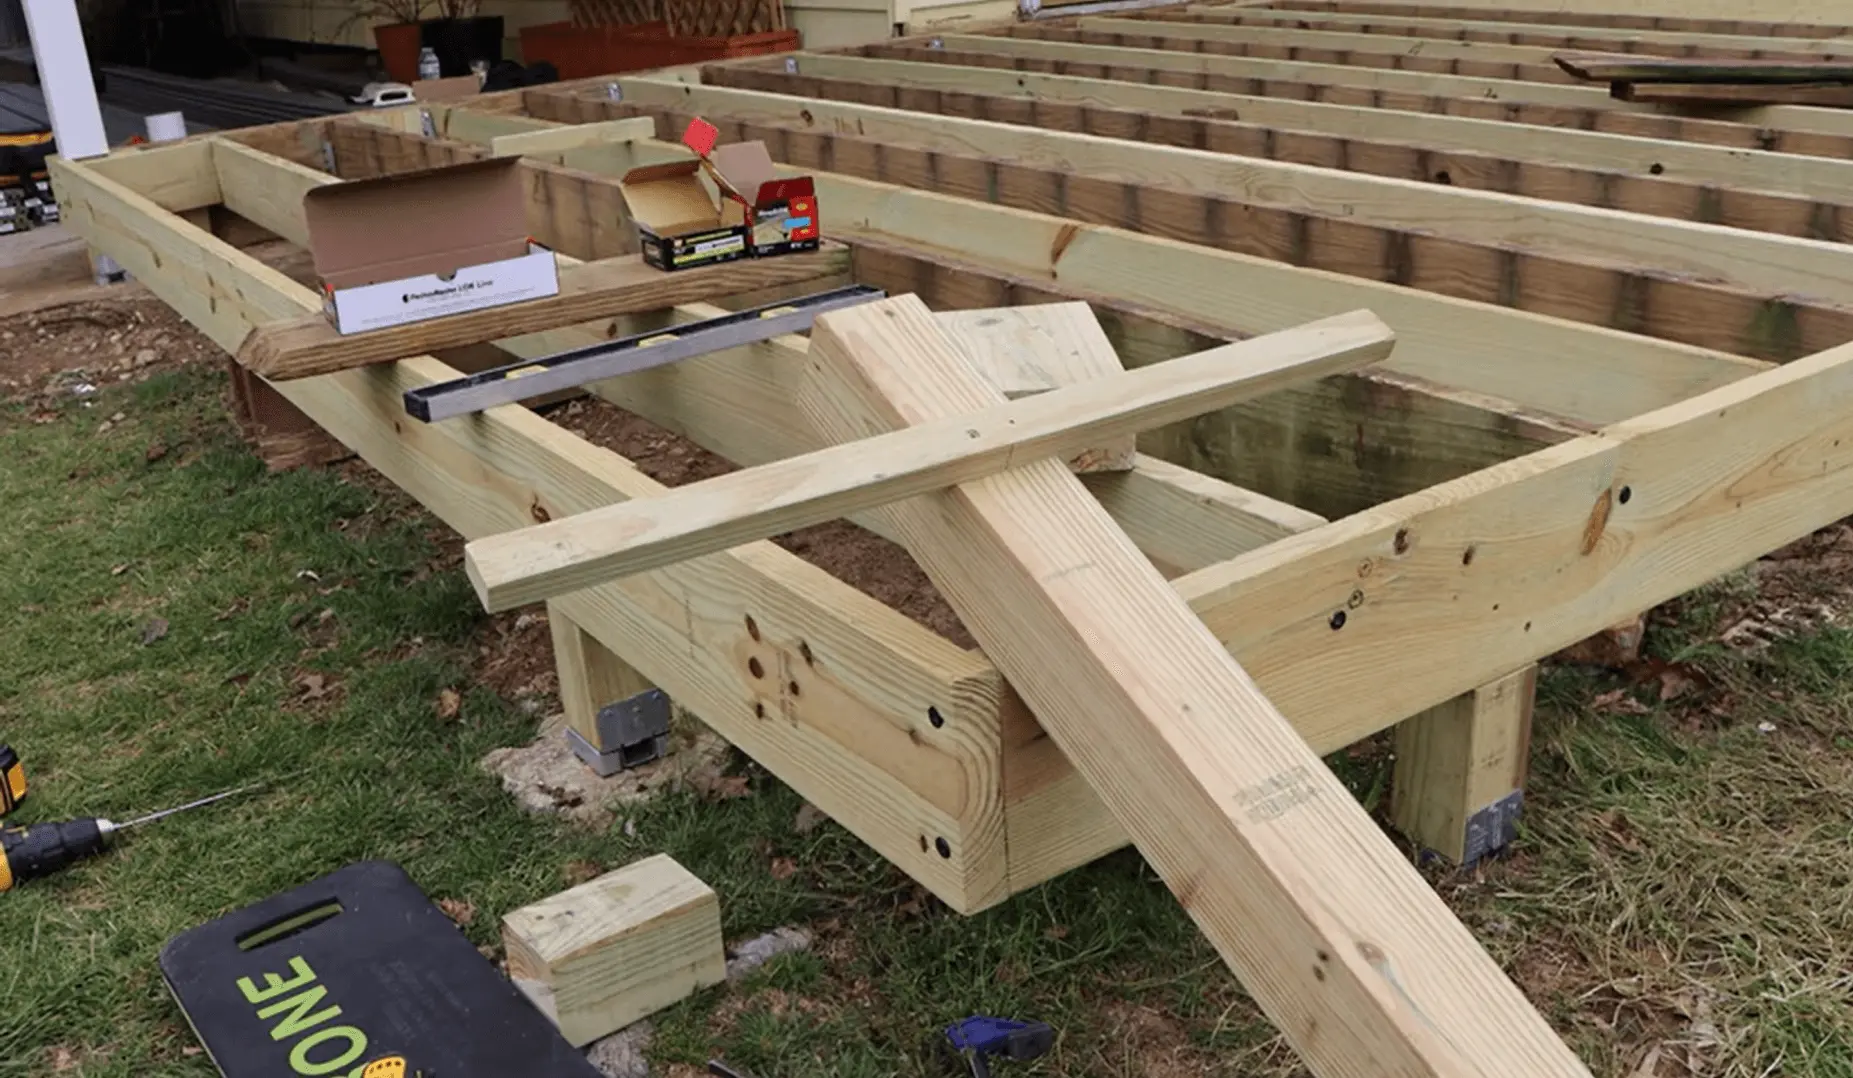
{"left": 565, "top": 689, "right": 673, "bottom": 777}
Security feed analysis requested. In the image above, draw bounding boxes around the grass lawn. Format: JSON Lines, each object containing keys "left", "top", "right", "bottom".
{"left": 4, "top": 305, "right": 1853, "bottom": 1078}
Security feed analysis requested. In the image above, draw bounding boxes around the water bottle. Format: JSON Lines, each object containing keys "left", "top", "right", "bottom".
{"left": 417, "top": 47, "right": 441, "bottom": 80}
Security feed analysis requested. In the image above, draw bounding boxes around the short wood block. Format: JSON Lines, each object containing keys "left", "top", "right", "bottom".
{"left": 502, "top": 853, "right": 725, "bottom": 1046}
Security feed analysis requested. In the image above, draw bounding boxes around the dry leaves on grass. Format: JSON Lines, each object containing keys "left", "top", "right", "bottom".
{"left": 794, "top": 801, "right": 827, "bottom": 834}
{"left": 435, "top": 688, "right": 462, "bottom": 721}
{"left": 769, "top": 857, "right": 798, "bottom": 881}
{"left": 48, "top": 1045, "right": 79, "bottom": 1072}
{"left": 293, "top": 671, "right": 332, "bottom": 700}
{"left": 144, "top": 440, "right": 168, "bottom": 463}
{"left": 437, "top": 897, "right": 477, "bottom": 927}
{"left": 692, "top": 772, "right": 752, "bottom": 801}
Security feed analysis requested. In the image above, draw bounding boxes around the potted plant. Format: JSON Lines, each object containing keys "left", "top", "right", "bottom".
{"left": 337, "top": 0, "right": 432, "bottom": 84}
{"left": 420, "top": 0, "right": 505, "bottom": 77}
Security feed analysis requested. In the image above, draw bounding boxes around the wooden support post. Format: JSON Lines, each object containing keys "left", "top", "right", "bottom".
{"left": 547, "top": 602, "right": 664, "bottom": 767}
{"left": 1392, "top": 665, "right": 1537, "bottom": 866}
{"left": 798, "top": 295, "right": 1589, "bottom": 1078}
{"left": 503, "top": 853, "right": 725, "bottom": 1047}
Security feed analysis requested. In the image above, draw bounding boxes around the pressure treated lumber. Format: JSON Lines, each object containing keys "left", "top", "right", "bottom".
{"left": 463, "top": 309, "right": 1395, "bottom": 610}
{"left": 734, "top": 54, "right": 1853, "bottom": 241}
{"left": 503, "top": 853, "right": 725, "bottom": 1046}
{"left": 549, "top": 603, "right": 656, "bottom": 753}
{"left": 1258, "top": 0, "right": 1853, "bottom": 34}
{"left": 1620, "top": 82, "right": 1853, "bottom": 106}
{"left": 798, "top": 294, "right": 1592, "bottom": 1078}
{"left": 983, "top": 27, "right": 1853, "bottom": 154}
{"left": 797, "top": 47, "right": 1853, "bottom": 201}
{"left": 524, "top": 98, "right": 1758, "bottom": 428}
{"left": 1393, "top": 665, "right": 1535, "bottom": 864}
{"left": 605, "top": 78, "right": 1851, "bottom": 361}
{"left": 1089, "top": 14, "right": 1579, "bottom": 83}
{"left": 209, "top": 128, "right": 1329, "bottom": 575}
{"left": 938, "top": 301, "right": 1137, "bottom": 472}
{"left": 236, "top": 245, "right": 850, "bottom": 380}
{"left": 1555, "top": 51, "right": 1853, "bottom": 82}
{"left": 1170, "top": 332, "right": 1853, "bottom": 757}
{"left": 1174, "top": 3, "right": 1853, "bottom": 58}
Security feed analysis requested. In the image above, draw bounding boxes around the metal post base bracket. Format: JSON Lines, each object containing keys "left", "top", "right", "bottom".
{"left": 403, "top": 285, "right": 886, "bottom": 423}
{"left": 565, "top": 688, "right": 673, "bottom": 777}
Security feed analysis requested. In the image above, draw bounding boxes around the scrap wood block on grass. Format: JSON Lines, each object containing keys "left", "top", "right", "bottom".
{"left": 502, "top": 853, "right": 726, "bottom": 1047}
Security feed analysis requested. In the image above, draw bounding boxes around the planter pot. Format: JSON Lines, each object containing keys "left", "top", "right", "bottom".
{"left": 421, "top": 16, "right": 505, "bottom": 77}
{"left": 372, "top": 21, "right": 424, "bottom": 84}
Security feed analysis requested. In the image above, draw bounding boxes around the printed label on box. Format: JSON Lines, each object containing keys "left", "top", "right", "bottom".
{"left": 324, "top": 246, "right": 559, "bottom": 335}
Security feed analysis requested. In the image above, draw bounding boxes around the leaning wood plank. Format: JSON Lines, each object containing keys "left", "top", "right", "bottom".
{"left": 236, "top": 245, "right": 850, "bottom": 380}
{"left": 799, "top": 294, "right": 1592, "bottom": 1078}
{"left": 1555, "top": 51, "right": 1853, "bottom": 83}
{"left": 503, "top": 853, "right": 725, "bottom": 1046}
{"left": 464, "top": 310, "right": 1394, "bottom": 610}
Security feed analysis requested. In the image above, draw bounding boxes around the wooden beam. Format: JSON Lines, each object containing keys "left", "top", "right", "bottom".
{"left": 503, "top": 853, "right": 726, "bottom": 1046}
{"left": 1392, "top": 665, "right": 1536, "bottom": 864}
{"left": 463, "top": 310, "right": 1396, "bottom": 610}
{"left": 975, "top": 27, "right": 1853, "bottom": 155}
{"left": 79, "top": 141, "right": 221, "bottom": 213}
{"left": 798, "top": 293, "right": 1592, "bottom": 1078}
{"left": 1170, "top": 331, "right": 1853, "bottom": 756}
{"left": 1175, "top": 3, "right": 1853, "bottom": 57}
{"left": 52, "top": 149, "right": 1015, "bottom": 915}
{"left": 486, "top": 116, "right": 659, "bottom": 157}
{"left": 549, "top": 604, "right": 657, "bottom": 754}
{"left": 629, "top": 73, "right": 1853, "bottom": 312}
{"left": 1088, "top": 13, "right": 1579, "bottom": 82}
{"left": 752, "top": 53, "right": 1853, "bottom": 241}
{"left": 236, "top": 246, "right": 851, "bottom": 380}
{"left": 1261, "top": 0, "right": 1853, "bottom": 28}
{"left": 609, "top": 77, "right": 1825, "bottom": 368}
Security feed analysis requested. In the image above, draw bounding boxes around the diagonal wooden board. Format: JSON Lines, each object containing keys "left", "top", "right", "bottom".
{"left": 235, "top": 245, "right": 850, "bottom": 381}
{"left": 462, "top": 311, "right": 1394, "bottom": 611}
{"left": 796, "top": 296, "right": 1591, "bottom": 1078}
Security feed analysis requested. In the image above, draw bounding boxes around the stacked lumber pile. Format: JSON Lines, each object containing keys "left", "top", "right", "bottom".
{"left": 1555, "top": 52, "right": 1853, "bottom": 107}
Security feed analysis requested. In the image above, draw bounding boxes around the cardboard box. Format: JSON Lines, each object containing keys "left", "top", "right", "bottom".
{"left": 617, "top": 158, "right": 752, "bottom": 272}
{"left": 304, "top": 157, "right": 559, "bottom": 335}
{"left": 704, "top": 140, "right": 820, "bottom": 259}
{"left": 617, "top": 120, "right": 821, "bottom": 271}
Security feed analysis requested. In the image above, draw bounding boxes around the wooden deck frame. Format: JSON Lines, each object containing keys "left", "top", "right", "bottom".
{"left": 48, "top": 8, "right": 1853, "bottom": 1065}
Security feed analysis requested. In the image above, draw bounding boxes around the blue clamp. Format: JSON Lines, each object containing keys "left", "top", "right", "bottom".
{"left": 941, "top": 1016, "right": 1054, "bottom": 1078}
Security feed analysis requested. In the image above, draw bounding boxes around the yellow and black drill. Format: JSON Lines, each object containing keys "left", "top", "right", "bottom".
{"left": 1, "top": 783, "right": 261, "bottom": 892}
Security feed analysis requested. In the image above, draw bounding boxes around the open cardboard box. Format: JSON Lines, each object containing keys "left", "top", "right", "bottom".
{"left": 617, "top": 119, "right": 819, "bottom": 272}
{"left": 305, "top": 156, "right": 560, "bottom": 335}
